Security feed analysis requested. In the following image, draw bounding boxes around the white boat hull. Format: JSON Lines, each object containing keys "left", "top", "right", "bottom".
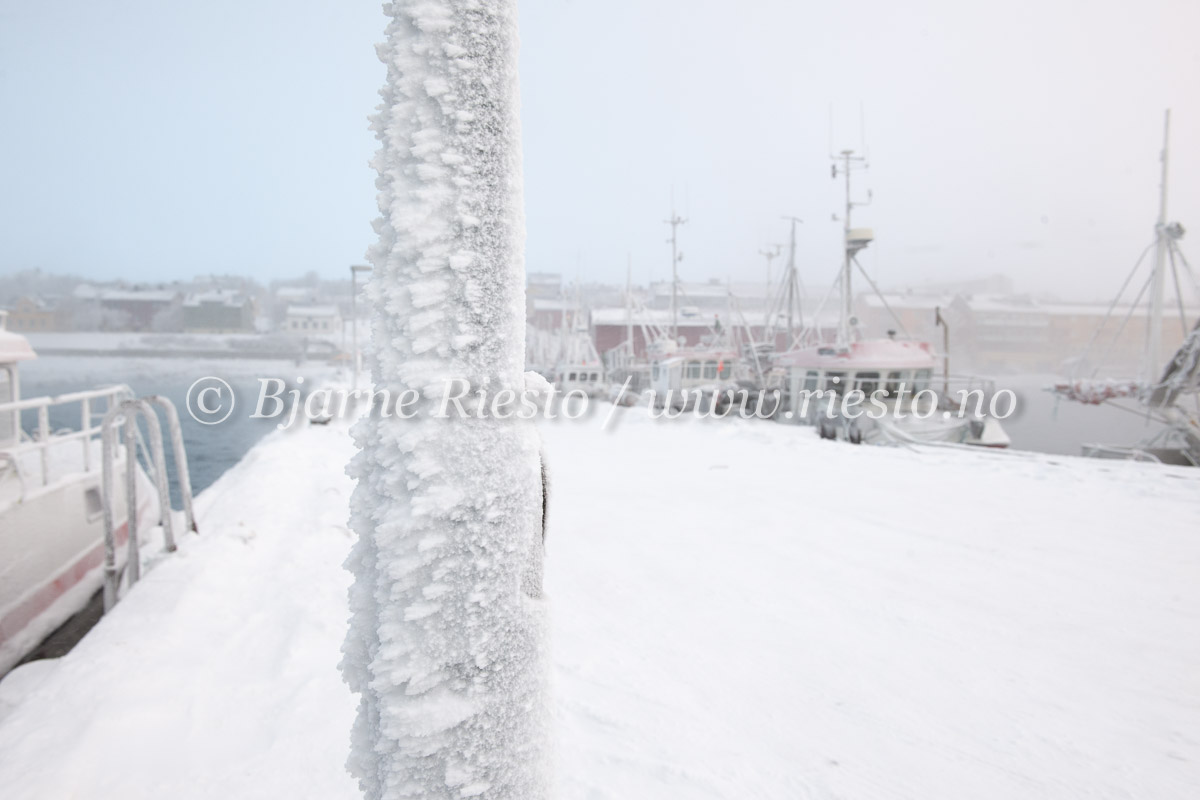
{"left": 0, "top": 456, "right": 157, "bottom": 673}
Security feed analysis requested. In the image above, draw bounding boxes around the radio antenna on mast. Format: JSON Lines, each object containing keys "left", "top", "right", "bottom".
{"left": 665, "top": 206, "right": 687, "bottom": 343}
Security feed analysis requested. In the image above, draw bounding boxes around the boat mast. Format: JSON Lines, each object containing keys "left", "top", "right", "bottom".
{"left": 625, "top": 255, "right": 634, "bottom": 359}
{"left": 665, "top": 210, "right": 686, "bottom": 343}
{"left": 832, "top": 149, "right": 869, "bottom": 349}
{"left": 558, "top": 275, "right": 569, "bottom": 369}
{"left": 759, "top": 245, "right": 780, "bottom": 331}
{"left": 1148, "top": 109, "right": 1171, "bottom": 383}
{"left": 782, "top": 216, "right": 803, "bottom": 348}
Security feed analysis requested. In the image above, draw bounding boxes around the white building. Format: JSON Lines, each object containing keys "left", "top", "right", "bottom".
{"left": 284, "top": 305, "right": 342, "bottom": 338}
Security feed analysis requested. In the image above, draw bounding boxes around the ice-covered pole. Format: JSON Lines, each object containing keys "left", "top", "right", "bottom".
{"left": 341, "top": 1, "right": 548, "bottom": 798}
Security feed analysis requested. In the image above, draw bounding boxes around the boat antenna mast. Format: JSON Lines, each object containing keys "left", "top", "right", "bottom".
{"left": 665, "top": 209, "right": 687, "bottom": 343}
{"left": 781, "top": 216, "right": 804, "bottom": 349}
{"left": 1147, "top": 109, "right": 1173, "bottom": 382}
{"left": 831, "top": 149, "right": 871, "bottom": 349}
{"left": 759, "top": 244, "right": 782, "bottom": 331}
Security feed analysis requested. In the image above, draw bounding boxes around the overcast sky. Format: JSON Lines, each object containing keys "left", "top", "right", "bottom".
{"left": 1, "top": 0, "right": 1197, "bottom": 300}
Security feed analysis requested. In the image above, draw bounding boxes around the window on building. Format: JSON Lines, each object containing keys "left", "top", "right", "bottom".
{"left": 686, "top": 361, "right": 702, "bottom": 380}
{"left": 824, "top": 371, "right": 846, "bottom": 393}
{"left": 914, "top": 369, "right": 932, "bottom": 392}
{"left": 803, "top": 371, "right": 819, "bottom": 392}
{"left": 885, "top": 371, "right": 902, "bottom": 396}
{"left": 703, "top": 361, "right": 718, "bottom": 379}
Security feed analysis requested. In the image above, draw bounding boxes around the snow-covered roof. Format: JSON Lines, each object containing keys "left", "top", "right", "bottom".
{"left": 184, "top": 290, "right": 248, "bottom": 308}
{"left": 73, "top": 287, "right": 179, "bottom": 303}
{"left": 591, "top": 307, "right": 721, "bottom": 327}
{"left": 650, "top": 280, "right": 773, "bottom": 300}
{"left": 952, "top": 294, "right": 1200, "bottom": 318}
{"left": 12, "top": 296, "right": 58, "bottom": 311}
{"left": 529, "top": 298, "right": 573, "bottom": 311}
{"left": 286, "top": 304, "right": 340, "bottom": 317}
{"left": 859, "top": 294, "right": 953, "bottom": 311}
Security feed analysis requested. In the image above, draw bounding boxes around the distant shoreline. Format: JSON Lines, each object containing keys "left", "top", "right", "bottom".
{"left": 25, "top": 331, "right": 346, "bottom": 362}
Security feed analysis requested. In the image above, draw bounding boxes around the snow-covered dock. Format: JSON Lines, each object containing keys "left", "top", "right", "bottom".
{"left": 1, "top": 407, "right": 1197, "bottom": 799}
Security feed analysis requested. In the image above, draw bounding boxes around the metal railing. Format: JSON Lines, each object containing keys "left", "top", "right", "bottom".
{"left": 99, "top": 396, "right": 197, "bottom": 611}
{"left": 0, "top": 385, "right": 132, "bottom": 494}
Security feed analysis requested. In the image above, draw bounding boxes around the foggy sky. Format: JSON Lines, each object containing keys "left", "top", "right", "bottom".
{"left": 1, "top": 0, "right": 1197, "bottom": 300}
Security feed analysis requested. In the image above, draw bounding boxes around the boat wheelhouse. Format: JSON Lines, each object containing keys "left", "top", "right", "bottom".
{"left": 552, "top": 363, "right": 606, "bottom": 397}
{"left": 776, "top": 339, "right": 937, "bottom": 416}
{"left": 776, "top": 338, "right": 1010, "bottom": 446}
{"left": 649, "top": 348, "right": 741, "bottom": 410}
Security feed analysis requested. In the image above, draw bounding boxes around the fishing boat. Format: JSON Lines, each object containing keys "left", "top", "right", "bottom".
{"left": 773, "top": 150, "right": 1010, "bottom": 447}
{"left": 638, "top": 211, "right": 750, "bottom": 411}
{"left": 1052, "top": 110, "right": 1200, "bottom": 466}
{"left": 529, "top": 286, "right": 607, "bottom": 397}
{"left": 0, "top": 313, "right": 193, "bottom": 673}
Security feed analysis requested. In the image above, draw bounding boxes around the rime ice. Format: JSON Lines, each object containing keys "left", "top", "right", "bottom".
{"left": 340, "top": 2, "right": 549, "bottom": 799}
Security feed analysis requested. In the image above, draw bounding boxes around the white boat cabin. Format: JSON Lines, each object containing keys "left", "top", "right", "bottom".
{"left": 0, "top": 312, "right": 36, "bottom": 446}
{"left": 776, "top": 339, "right": 939, "bottom": 419}
{"left": 553, "top": 364, "right": 606, "bottom": 396}
{"left": 650, "top": 352, "right": 737, "bottom": 397}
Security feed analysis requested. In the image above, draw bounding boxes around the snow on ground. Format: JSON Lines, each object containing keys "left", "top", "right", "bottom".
{"left": 1, "top": 405, "right": 1198, "bottom": 799}
{"left": 0, "top": 422, "right": 359, "bottom": 799}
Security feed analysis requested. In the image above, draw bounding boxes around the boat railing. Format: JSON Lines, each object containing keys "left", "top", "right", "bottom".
{"left": 0, "top": 386, "right": 199, "bottom": 610}
{"left": 0, "top": 384, "right": 134, "bottom": 491}
{"left": 99, "top": 395, "right": 198, "bottom": 611}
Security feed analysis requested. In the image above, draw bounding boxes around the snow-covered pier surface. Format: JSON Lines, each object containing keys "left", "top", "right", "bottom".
{"left": 1, "top": 411, "right": 1198, "bottom": 799}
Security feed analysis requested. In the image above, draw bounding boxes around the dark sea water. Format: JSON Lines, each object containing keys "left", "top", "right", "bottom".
{"left": 988, "top": 373, "right": 1169, "bottom": 457}
{"left": 19, "top": 356, "right": 344, "bottom": 497}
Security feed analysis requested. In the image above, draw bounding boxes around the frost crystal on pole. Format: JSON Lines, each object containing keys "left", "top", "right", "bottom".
{"left": 341, "top": 1, "right": 548, "bottom": 798}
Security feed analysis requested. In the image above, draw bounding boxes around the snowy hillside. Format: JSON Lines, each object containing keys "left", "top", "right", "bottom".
{"left": 0, "top": 407, "right": 1197, "bottom": 799}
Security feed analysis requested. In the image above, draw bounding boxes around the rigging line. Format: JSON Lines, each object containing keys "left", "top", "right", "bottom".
{"left": 1168, "top": 245, "right": 1189, "bottom": 341}
{"left": 851, "top": 255, "right": 911, "bottom": 340}
{"left": 728, "top": 293, "right": 767, "bottom": 384}
{"left": 1171, "top": 243, "right": 1200, "bottom": 305}
{"left": 1094, "top": 398, "right": 1171, "bottom": 427}
{"left": 798, "top": 271, "right": 841, "bottom": 350}
{"left": 672, "top": 282, "right": 725, "bottom": 342}
{"left": 765, "top": 250, "right": 797, "bottom": 341}
{"left": 1075, "top": 240, "right": 1156, "bottom": 377}
{"left": 762, "top": 271, "right": 784, "bottom": 339}
{"left": 1091, "top": 268, "right": 1155, "bottom": 379}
